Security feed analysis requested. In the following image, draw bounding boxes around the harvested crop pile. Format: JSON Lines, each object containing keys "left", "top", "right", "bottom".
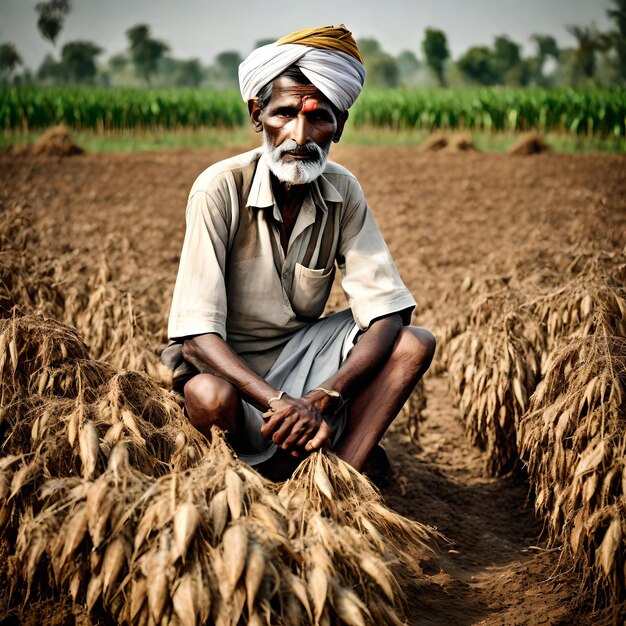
{"left": 520, "top": 331, "right": 626, "bottom": 602}
{"left": 11, "top": 125, "right": 84, "bottom": 157}
{"left": 445, "top": 307, "right": 544, "bottom": 476}
{"left": 420, "top": 132, "right": 448, "bottom": 151}
{"left": 441, "top": 246, "right": 626, "bottom": 475}
{"left": 438, "top": 242, "right": 626, "bottom": 602}
{"left": 0, "top": 314, "right": 438, "bottom": 625}
{"left": 446, "top": 132, "right": 477, "bottom": 152}
{"left": 507, "top": 132, "right": 551, "bottom": 155}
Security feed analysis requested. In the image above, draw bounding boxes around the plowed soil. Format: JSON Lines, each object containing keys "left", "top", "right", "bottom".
{"left": 1, "top": 142, "right": 625, "bottom": 625}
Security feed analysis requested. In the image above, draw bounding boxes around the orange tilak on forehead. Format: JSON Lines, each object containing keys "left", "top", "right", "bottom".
{"left": 301, "top": 96, "right": 318, "bottom": 112}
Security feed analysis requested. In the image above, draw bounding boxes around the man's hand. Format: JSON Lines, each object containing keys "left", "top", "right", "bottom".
{"left": 260, "top": 391, "right": 335, "bottom": 456}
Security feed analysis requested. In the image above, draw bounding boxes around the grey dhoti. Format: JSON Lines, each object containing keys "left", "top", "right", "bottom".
{"left": 238, "top": 309, "right": 358, "bottom": 465}
{"left": 162, "top": 309, "right": 359, "bottom": 466}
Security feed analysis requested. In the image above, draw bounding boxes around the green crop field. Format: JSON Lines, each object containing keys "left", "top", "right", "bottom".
{"left": 353, "top": 88, "right": 626, "bottom": 136}
{"left": 1, "top": 85, "right": 625, "bottom": 139}
{"left": 0, "top": 87, "right": 246, "bottom": 131}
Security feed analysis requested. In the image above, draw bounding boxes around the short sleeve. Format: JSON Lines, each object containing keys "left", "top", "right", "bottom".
{"left": 337, "top": 177, "right": 416, "bottom": 329}
{"left": 167, "top": 180, "right": 234, "bottom": 340}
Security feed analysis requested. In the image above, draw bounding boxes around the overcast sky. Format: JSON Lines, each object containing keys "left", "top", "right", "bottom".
{"left": 0, "top": 0, "right": 615, "bottom": 71}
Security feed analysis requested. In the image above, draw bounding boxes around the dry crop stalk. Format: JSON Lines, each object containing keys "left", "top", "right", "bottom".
{"left": 279, "top": 450, "right": 440, "bottom": 625}
{"left": 0, "top": 203, "right": 66, "bottom": 321}
{"left": 526, "top": 253, "right": 626, "bottom": 349}
{"left": 401, "top": 379, "right": 427, "bottom": 445}
{"left": 439, "top": 248, "right": 625, "bottom": 478}
{"left": 445, "top": 307, "right": 544, "bottom": 476}
{"left": 519, "top": 329, "right": 626, "bottom": 601}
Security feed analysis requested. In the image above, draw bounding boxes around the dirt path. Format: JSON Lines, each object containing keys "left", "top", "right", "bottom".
{"left": 1, "top": 144, "right": 625, "bottom": 625}
{"left": 383, "top": 376, "right": 578, "bottom": 626}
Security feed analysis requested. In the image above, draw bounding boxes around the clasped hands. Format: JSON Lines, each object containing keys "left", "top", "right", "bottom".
{"left": 260, "top": 389, "right": 340, "bottom": 457}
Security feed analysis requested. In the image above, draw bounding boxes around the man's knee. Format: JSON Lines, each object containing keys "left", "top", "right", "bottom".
{"left": 393, "top": 326, "right": 436, "bottom": 372}
{"left": 184, "top": 374, "right": 239, "bottom": 429}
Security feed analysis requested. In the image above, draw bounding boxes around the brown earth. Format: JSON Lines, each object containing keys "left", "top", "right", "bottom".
{"left": 1, "top": 142, "right": 625, "bottom": 625}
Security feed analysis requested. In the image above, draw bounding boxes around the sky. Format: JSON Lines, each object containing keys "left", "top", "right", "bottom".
{"left": 0, "top": 0, "right": 615, "bottom": 71}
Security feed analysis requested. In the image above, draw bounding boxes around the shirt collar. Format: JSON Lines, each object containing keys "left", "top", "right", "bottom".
{"left": 246, "top": 151, "right": 344, "bottom": 215}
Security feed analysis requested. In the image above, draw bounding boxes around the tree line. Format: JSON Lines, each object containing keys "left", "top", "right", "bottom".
{"left": 1, "top": 0, "right": 625, "bottom": 89}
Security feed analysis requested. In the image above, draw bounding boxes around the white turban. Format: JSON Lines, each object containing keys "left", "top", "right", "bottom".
{"left": 238, "top": 26, "right": 366, "bottom": 112}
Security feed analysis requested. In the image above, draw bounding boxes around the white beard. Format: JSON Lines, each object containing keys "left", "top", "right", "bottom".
{"left": 263, "top": 133, "right": 330, "bottom": 186}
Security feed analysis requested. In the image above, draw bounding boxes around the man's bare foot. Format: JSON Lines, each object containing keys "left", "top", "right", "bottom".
{"left": 362, "top": 444, "right": 393, "bottom": 488}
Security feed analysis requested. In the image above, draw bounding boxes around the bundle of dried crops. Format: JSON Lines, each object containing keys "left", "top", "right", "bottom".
{"left": 507, "top": 132, "right": 551, "bottom": 155}
{"left": 279, "top": 452, "right": 438, "bottom": 625}
{"left": 435, "top": 273, "right": 517, "bottom": 363}
{"left": 1, "top": 314, "right": 440, "bottom": 624}
{"left": 419, "top": 132, "right": 448, "bottom": 152}
{"left": 9, "top": 125, "right": 84, "bottom": 158}
{"left": 519, "top": 329, "right": 626, "bottom": 600}
{"left": 0, "top": 204, "right": 65, "bottom": 320}
{"left": 0, "top": 205, "right": 170, "bottom": 384}
{"left": 437, "top": 248, "right": 625, "bottom": 478}
{"left": 402, "top": 379, "right": 427, "bottom": 445}
{"left": 527, "top": 252, "right": 626, "bottom": 348}
{"left": 62, "top": 257, "right": 171, "bottom": 385}
{"left": 0, "top": 314, "right": 94, "bottom": 400}
{"left": 446, "top": 132, "right": 477, "bottom": 152}
{"left": 446, "top": 311, "right": 544, "bottom": 476}
{"left": 441, "top": 279, "right": 546, "bottom": 476}
{"left": 10, "top": 441, "right": 288, "bottom": 625}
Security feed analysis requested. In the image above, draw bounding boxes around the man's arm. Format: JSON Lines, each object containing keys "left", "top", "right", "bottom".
{"left": 261, "top": 313, "right": 404, "bottom": 452}
{"left": 183, "top": 334, "right": 278, "bottom": 410}
{"left": 182, "top": 333, "right": 331, "bottom": 453}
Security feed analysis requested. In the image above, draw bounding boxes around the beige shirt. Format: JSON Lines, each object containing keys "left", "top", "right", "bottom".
{"left": 168, "top": 148, "right": 416, "bottom": 376}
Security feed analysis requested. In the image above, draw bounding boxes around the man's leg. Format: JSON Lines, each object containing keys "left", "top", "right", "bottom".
{"left": 183, "top": 374, "right": 243, "bottom": 439}
{"left": 184, "top": 373, "right": 303, "bottom": 480}
{"left": 334, "top": 326, "right": 435, "bottom": 471}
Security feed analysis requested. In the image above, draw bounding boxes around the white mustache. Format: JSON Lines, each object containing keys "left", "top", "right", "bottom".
{"left": 276, "top": 139, "right": 324, "bottom": 161}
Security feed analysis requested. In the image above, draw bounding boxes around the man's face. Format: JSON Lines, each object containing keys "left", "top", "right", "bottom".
{"left": 251, "top": 76, "right": 347, "bottom": 185}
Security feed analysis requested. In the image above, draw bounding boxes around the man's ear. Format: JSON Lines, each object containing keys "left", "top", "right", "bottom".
{"left": 248, "top": 99, "right": 263, "bottom": 133}
{"left": 333, "top": 110, "right": 349, "bottom": 143}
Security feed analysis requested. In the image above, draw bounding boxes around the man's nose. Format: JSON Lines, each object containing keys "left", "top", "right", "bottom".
{"left": 291, "top": 113, "right": 309, "bottom": 146}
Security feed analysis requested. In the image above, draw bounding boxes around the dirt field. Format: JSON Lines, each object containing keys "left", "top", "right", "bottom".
{"left": 1, "top": 141, "right": 625, "bottom": 625}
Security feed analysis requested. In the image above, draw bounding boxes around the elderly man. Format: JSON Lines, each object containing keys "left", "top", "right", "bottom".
{"left": 164, "top": 25, "right": 435, "bottom": 480}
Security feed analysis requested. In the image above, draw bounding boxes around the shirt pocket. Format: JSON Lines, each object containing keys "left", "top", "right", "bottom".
{"left": 290, "top": 263, "right": 335, "bottom": 320}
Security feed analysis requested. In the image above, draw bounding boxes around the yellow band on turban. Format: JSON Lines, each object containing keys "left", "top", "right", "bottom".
{"left": 276, "top": 24, "right": 364, "bottom": 64}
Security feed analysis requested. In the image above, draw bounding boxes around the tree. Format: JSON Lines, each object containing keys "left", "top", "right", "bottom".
{"left": 396, "top": 50, "right": 421, "bottom": 84}
{"left": 365, "top": 53, "right": 399, "bottom": 88}
{"left": 176, "top": 59, "right": 204, "bottom": 87}
{"left": 126, "top": 24, "right": 169, "bottom": 84}
{"left": 109, "top": 53, "right": 128, "bottom": 73}
{"left": 35, "top": 0, "right": 71, "bottom": 46}
{"left": 492, "top": 36, "right": 521, "bottom": 81}
{"left": 0, "top": 43, "right": 22, "bottom": 82}
{"left": 607, "top": 0, "right": 626, "bottom": 81}
{"left": 215, "top": 51, "right": 242, "bottom": 88}
{"left": 567, "top": 25, "right": 608, "bottom": 81}
{"left": 531, "top": 34, "right": 560, "bottom": 63}
{"left": 254, "top": 38, "right": 275, "bottom": 49}
{"left": 37, "top": 52, "right": 66, "bottom": 84}
{"left": 457, "top": 46, "right": 499, "bottom": 85}
{"left": 356, "top": 38, "right": 399, "bottom": 87}
{"left": 422, "top": 28, "right": 449, "bottom": 87}
{"left": 528, "top": 35, "right": 560, "bottom": 86}
{"left": 357, "top": 38, "right": 383, "bottom": 58}
{"left": 61, "top": 40, "right": 102, "bottom": 83}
